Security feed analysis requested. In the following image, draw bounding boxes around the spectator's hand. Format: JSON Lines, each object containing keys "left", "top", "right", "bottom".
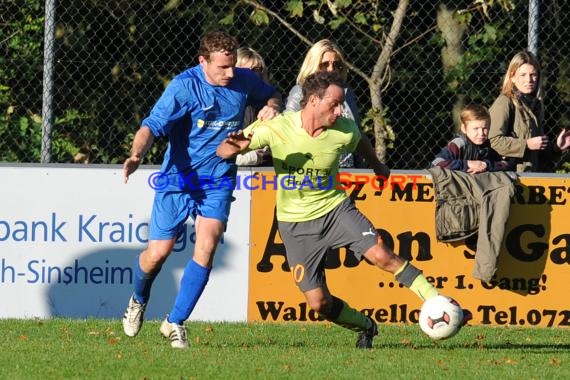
{"left": 373, "top": 162, "right": 391, "bottom": 182}
{"left": 123, "top": 155, "right": 141, "bottom": 184}
{"left": 256, "top": 105, "right": 279, "bottom": 121}
{"left": 467, "top": 160, "right": 488, "bottom": 174}
{"left": 496, "top": 160, "right": 512, "bottom": 171}
{"left": 555, "top": 129, "right": 570, "bottom": 152}
{"left": 527, "top": 135, "right": 549, "bottom": 150}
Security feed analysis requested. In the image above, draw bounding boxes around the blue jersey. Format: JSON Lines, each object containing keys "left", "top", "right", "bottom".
{"left": 142, "top": 65, "right": 277, "bottom": 190}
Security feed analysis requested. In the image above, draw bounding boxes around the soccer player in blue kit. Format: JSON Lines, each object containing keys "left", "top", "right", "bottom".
{"left": 121, "top": 31, "right": 281, "bottom": 348}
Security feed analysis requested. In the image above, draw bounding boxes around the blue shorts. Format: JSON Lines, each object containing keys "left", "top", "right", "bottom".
{"left": 149, "top": 189, "right": 234, "bottom": 240}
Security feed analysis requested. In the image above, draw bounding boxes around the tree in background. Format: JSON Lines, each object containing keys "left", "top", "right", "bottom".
{"left": 0, "top": 0, "right": 224, "bottom": 163}
{"left": 2, "top": 0, "right": 567, "bottom": 170}
{"left": 222, "top": 0, "right": 515, "bottom": 164}
{"left": 0, "top": 0, "right": 44, "bottom": 161}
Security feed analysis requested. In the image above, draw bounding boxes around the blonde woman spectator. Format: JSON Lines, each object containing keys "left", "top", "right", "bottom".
{"left": 489, "top": 50, "right": 570, "bottom": 172}
{"left": 286, "top": 39, "right": 362, "bottom": 167}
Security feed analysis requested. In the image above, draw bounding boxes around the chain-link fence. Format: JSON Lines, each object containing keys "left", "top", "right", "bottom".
{"left": 1, "top": 0, "right": 569, "bottom": 170}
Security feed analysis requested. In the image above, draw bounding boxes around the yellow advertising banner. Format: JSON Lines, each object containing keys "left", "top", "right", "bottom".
{"left": 248, "top": 171, "right": 570, "bottom": 328}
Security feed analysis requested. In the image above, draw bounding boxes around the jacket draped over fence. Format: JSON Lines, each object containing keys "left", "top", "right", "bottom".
{"left": 427, "top": 167, "right": 516, "bottom": 282}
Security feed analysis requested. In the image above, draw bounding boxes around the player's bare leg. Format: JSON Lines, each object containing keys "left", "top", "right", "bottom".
{"left": 161, "top": 216, "right": 225, "bottom": 348}
{"left": 123, "top": 238, "right": 177, "bottom": 337}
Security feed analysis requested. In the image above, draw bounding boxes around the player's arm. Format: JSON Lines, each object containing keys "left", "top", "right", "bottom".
{"left": 123, "top": 126, "right": 154, "bottom": 183}
{"left": 216, "top": 131, "right": 254, "bottom": 159}
{"left": 355, "top": 134, "right": 390, "bottom": 180}
{"left": 256, "top": 91, "right": 282, "bottom": 121}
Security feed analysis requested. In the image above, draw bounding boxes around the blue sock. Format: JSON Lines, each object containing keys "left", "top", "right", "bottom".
{"left": 168, "top": 259, "right": 210, "bottom": 324}
{"left": 132, "top": 256, "right": 159, "bottom": 304}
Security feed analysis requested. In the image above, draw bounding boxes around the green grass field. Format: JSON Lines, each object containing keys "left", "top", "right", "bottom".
{"left": 1, "top": 319, "right": 568, "bottom": 379}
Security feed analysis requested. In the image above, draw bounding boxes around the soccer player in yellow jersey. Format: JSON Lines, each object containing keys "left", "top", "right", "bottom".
{"left": 217, "top": 71, "right": 470, "bottom": 348}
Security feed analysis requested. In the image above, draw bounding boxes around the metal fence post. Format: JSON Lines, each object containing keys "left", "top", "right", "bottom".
{"left": 528, "top": 0, "right": 539, "bottom": 55}
{"left": 41, "top": 0, "right": 57, "bottom": 163}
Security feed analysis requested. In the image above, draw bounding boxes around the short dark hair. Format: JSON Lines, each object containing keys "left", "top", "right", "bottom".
{"left": 300, "top": 71, "right": 345, "bottom": 108}
{"left": 198, "top": 31, "right": 239, "bottom": 61}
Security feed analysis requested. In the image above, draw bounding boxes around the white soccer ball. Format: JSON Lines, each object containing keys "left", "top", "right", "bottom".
{"left": 419, "top": 295, "right": 464, "bottom": 340}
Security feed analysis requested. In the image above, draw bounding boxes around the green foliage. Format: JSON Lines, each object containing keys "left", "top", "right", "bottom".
{"left": 0, "top": 0, "right": 93, "bottom": 163}
{"left": 354, "top": 12, "right": 367, "bottom": 25}
{"left": 485, "top": 0, "right": 516, "bottom": 12}
{"left": 328, "top": 16, "right": 346, "bottom": 30}
{"left": 1, "top": 0, "right": 227, "bottom": 164}
{"left": 335, "top": 0, "right": 352, "bottom": 8}
{"left": 441, "top": 8, "right": 513, "bottom": 103}
{"left": 558, "top": 160, "right": 570, "bottom": 174}
{"left": 0, "top": 107, "right": 96, "bottom": 162}
{"left": 0, "top": 0, "right": 45, "bottom": 162}
{"left": 250, "top": 9, "right": 270, "bottom": 25}
{"left": 219, "top": 11, "right": 235, "bottom": 25}
{"left": 555, "top": 61, "right": 570, "bottom": 111}
{"left": 2, "top": 0, "right": 566, "bottom": 171}
{"left": 51, "top": 109, "right": 92, "bottom": 162}
{"left": 285, "top": 0, "right": 304, "bottom": 18}
{"left": 312, "top": 9, "right": 325, "bottom": 24}
{"left": 285, "top": 0, "right": 382, "bottom": 31}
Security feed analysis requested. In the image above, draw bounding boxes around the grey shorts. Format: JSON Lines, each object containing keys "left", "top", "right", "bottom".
{"left": 278, "top": 198, "right": 378, "bottom": 292}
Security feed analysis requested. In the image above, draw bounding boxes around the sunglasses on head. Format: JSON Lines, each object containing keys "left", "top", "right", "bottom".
{"left": 250, "top": 66, "right": 264, "bottom": 73}
{"left": 319, "top": 60, "right": 344, "bottom": 71}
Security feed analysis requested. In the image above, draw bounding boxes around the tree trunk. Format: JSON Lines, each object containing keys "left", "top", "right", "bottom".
{"left": 437, "top": 3, "right": 467, "bottom": 131}
{"left": 369, "top": 0, "right": 409, "bottom": 162}
{"left": 369, "top": 85, "right": 387, "bottom": 162}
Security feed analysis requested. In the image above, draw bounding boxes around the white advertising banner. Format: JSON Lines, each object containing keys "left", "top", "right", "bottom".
{"left": 0, "top": 165, "right": 251, "bottom": 321}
